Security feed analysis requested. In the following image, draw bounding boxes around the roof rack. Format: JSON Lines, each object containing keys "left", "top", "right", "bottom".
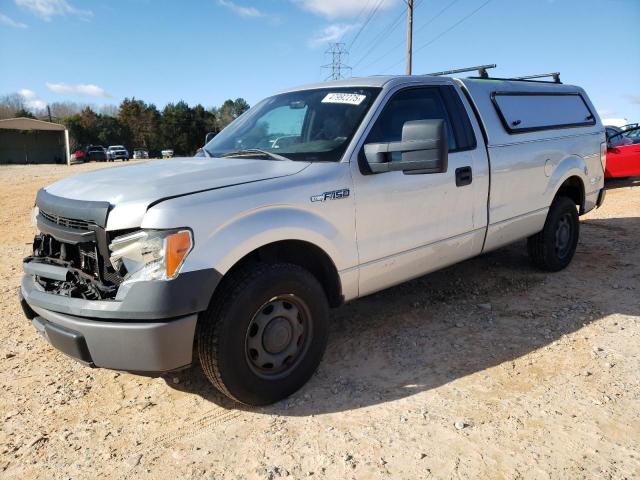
{"left": 512, "top": 72, "right": 562, "bottom": 84}
{"left": 426, "top": 64, "right": 497, "bottom": 79}
{"left": 425, "top": 64, "right": 563, "bottom": 84}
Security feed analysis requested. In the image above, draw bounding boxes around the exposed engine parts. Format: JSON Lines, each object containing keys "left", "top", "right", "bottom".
{"left": 28, "top": 233, "right": 120, "bottom": 300}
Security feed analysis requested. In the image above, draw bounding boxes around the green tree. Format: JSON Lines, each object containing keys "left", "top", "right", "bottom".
{"left": 160, "top": 101, "right": 193, "bottom": 155}
{"left": 216, "top": 98, "right": 250, "bottom": 130}
{"left": 118, "top": 98, "right": 160, "bottom": 153}
{"left": 14, "top": 108, "right": 36, "bottom": 119}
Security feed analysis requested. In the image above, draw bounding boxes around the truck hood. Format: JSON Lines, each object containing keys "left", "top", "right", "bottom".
{"left": 44, "top": 157, "right": 310, "bottom": 230}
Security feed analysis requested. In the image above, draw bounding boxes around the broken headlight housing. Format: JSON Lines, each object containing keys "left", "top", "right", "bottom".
{"left": 109, "top": 229, "right": 193, "bottom": 285}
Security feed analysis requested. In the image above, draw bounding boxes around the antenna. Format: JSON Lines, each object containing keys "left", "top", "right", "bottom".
{"left": 322, "top": 43, "right": 352, "bottom": 81}
{"left": 513, "top": 72, "right": 561, "bottom": 84}
{"left": 426, "top": 64, "right": 497, "bottom": 78}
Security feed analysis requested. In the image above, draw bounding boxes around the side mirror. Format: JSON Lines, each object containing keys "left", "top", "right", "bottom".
{"left": 204, "top": 132, "right": 216, "bottom": 144}
{"left": 364, "top": 119, "right": 448, "bottom": 174}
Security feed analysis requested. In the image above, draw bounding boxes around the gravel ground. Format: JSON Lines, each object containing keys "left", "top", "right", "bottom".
{"left": 0, "top": 163, "right": 639, "bottom": 480}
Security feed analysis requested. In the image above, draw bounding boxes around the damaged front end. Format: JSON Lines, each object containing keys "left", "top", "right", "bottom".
{"left": 25, "top": 233, "right": 123, "bottom": 300}
{"left": 25, "top": 189, "right": 127, "bottom": 301}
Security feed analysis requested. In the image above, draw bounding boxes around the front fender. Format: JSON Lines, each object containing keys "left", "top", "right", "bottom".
{"left": 184, "top": 206, "right": 354, "bottom": 275}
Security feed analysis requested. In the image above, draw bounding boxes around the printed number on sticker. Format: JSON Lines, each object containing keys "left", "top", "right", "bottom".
{"left": 321, "top": 93, "right": 366, "bottom": 106}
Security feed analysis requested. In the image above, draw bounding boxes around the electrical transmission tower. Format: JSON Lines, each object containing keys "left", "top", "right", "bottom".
{"left": 322, "top": 43, "right": 352, "bottom": 81}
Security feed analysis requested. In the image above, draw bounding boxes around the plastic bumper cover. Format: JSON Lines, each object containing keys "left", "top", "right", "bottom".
{"left": 28, "top": 304, "right": 197, "bottom": 371}
{"left": 20, "top": 267, "right": 222, "bottom": 372}
{"left": 20, "top": 268, "right": 221, "bottom": 320}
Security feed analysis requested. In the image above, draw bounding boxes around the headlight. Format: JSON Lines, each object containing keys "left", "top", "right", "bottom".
{"left": 109, "top": 229, "right": 193, "bottom": 284}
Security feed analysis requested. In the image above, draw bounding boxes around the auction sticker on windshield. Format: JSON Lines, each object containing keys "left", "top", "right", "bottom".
{"left": 321, "top": 93, "right": 367, "bottom": 106}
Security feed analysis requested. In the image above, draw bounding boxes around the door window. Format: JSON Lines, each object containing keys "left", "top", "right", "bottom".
{"left": 366, "top": 87, "right": 458, "bottom": 152}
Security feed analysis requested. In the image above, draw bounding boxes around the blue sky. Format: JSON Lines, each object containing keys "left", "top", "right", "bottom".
{"left": 1, "top": 0, "right": 639, "bottom": 122}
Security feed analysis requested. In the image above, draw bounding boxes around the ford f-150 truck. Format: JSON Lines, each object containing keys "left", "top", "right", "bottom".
{"left": 20, "top": 72, "right": 606, "bottom": 405}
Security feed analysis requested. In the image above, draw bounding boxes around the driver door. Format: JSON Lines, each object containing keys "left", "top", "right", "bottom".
{"left": 352, "top": 85, "right": 488, "bottom": 296}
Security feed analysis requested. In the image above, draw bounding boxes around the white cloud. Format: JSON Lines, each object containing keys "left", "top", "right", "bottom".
{"left": 27, "top": 99, "right": 46, "bottom": 110}
{"left": 18, "top": 88, "right": 37, "bottom": 99}
{"left": 46, "top": 82, "right": 112, "bottom": 98}
{"left": 309, "top": 23, "right": 356, "bottom": 47}
{"left": 15, "top": 0, "right": 92, "bottom": 21}
{"left": 294, "top": 0, "right": 396, "bottom": 19}
{"left": 17, "top": 88, "right": 46, "bottom": 111}
{"left": 217, "top": 0, "right": 263, "bottom": 18}
{"left": 0, "top": 12, "right": 27, "bottom": 28}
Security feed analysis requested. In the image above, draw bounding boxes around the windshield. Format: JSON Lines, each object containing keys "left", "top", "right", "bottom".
{"left": 110, "top": 146, "right": 125, "bottom": 150}
{"left": 204, "top": 87, "right": 380, "bottom": 161}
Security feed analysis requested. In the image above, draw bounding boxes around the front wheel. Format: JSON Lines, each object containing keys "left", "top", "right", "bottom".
{"left": 527, "top": 196, "right": 580, "bottom": 271}
{"left": 197, "top": 263, "right": 329, "bottom": 405}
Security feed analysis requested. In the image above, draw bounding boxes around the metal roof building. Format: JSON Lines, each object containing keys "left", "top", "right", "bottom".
{"left": 0, "top": 117, "right": 70, "bottom": 165}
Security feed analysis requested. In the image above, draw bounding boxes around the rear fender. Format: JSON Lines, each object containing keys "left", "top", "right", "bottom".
{"left": 544, "top": 155, "right": 587, "bottom": 209}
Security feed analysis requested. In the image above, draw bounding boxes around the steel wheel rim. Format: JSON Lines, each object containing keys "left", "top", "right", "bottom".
{"left": 555, "top": 213, "right": 573, "bottom": 259}
{"left": 245, "top": 294, "right": 312, "bottom": 379}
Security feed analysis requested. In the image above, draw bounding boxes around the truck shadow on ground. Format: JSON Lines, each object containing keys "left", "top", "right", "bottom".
{"left": 605, "top": 176, "right": 640, "bottom": 190}
{"left": 169, "top": 215, "right": 640, "bottom": 415}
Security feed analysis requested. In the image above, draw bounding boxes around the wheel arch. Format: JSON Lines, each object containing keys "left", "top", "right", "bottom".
{"left": 219, "top": 239, "right": 343, "bottom": 308}
{"left": 546, "top": 156, "right": 587, "bottom": 213}
{"left": 554, "top": 175, "right": 586, "bottom": 213}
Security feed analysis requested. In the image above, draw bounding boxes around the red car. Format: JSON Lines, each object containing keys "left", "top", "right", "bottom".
{"left": 605, "top": 126, "right": 640, "bottom": 178}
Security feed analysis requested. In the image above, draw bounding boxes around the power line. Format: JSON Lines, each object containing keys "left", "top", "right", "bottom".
{"left": 352, "top": 1, "right": 417, "bottom": 68}
{"left": 381, "top": 0, "right": 494, "bottom": 73}
{"left": 357, "top": 0, "right": 462, "bottom": 73}
{"left": 348, "top": 0, "right": 386, "bottom": 50}
{"left": 322, "top": 43, "right": 352, "bottom": 80}
{"left": 414, "top": 0, "right": 463, "bottom": 37}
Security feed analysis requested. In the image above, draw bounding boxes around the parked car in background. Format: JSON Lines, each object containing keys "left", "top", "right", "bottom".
{"left": 606, "top": 126, "right": 640, "bottom": 178}
{"left": 161, "top": 149, "right": 174, "bottom": 158}
{"left": 70, "top": 149, "right": 85, "bottom": 163}
{"left": 106, "top": 145, "right": 130, "bottom": 162}
{"left": 83, "top": 145, "right": 107, "bottom": 162}
{"left": 605, "top": 126, "right": 632, "bottom": 147}
{"left": 621, "top": 123, "right": 639, "bottom": 131}
{"left": 622, "top": 126, "right": 640, "bottom": 144}
{"left": 605, "top": 125, "right": 621, "bottom": 137}
{"left": 133, "top": 149, "right": 149, "bottom": 159}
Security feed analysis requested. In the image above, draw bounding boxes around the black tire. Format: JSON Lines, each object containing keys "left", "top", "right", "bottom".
{"left": 527, "top": 196, "right": 580, "bottom": 272}
{"left": 197, "top": 263, "right": 329, "bottom": 405}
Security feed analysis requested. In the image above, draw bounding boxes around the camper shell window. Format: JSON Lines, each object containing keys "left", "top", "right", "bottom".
{"left": 492, "top": 92, "right": 595, "bottom": 134}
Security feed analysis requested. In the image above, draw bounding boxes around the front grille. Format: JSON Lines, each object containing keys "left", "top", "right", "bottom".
{"left": 40, "top": 210, "right": 91, "bottom": 231}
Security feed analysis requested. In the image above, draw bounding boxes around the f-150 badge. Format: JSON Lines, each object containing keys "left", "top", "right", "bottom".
{"left": 311, "top": 189, "right": 350, "bottom": 202}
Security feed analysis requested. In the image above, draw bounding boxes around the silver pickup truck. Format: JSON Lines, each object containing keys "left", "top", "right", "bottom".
{"left": 20, "top": 73, "right": 606, "bottom": 405}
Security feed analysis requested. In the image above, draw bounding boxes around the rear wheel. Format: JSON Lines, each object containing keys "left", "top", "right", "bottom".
{"left": 527, "top": 196, "right": 580, "bottom": 271}
{"left": 197, "top": 263, "right": 329, "bottom": 405}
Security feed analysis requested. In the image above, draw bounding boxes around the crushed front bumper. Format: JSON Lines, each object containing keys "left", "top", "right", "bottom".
{"left": 20, "top": 269, "right": 221, "bottom": 372}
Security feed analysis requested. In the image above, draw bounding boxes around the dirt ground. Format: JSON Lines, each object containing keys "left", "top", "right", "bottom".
{"left": 0, "top": 162, "right": 638, "bottom": 480}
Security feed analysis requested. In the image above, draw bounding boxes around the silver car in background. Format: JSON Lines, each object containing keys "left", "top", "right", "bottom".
{"left": 106, "top": 145, "right": 129, "bottom": 162}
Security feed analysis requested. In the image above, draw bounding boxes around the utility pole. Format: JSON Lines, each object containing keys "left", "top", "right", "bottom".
{"left": 405, "top": 0, "right": 413, "bottom": 75}
{"left": 47, "top": 105, "right": 52, "bottom": 122}
{"left": 322, "top": 43, "right": 352, "bottom": 81}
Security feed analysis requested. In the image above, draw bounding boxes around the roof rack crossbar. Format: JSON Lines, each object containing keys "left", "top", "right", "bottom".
{"left": 513, "top": 72, "right": 561, "bottom": 83}
{"left": 426, "top": 64, "right": 497, "bottom": 79}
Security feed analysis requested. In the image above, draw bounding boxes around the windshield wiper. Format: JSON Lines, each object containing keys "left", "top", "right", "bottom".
{"left": 220, "top": 149, "right": 290, "bottom": 161}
